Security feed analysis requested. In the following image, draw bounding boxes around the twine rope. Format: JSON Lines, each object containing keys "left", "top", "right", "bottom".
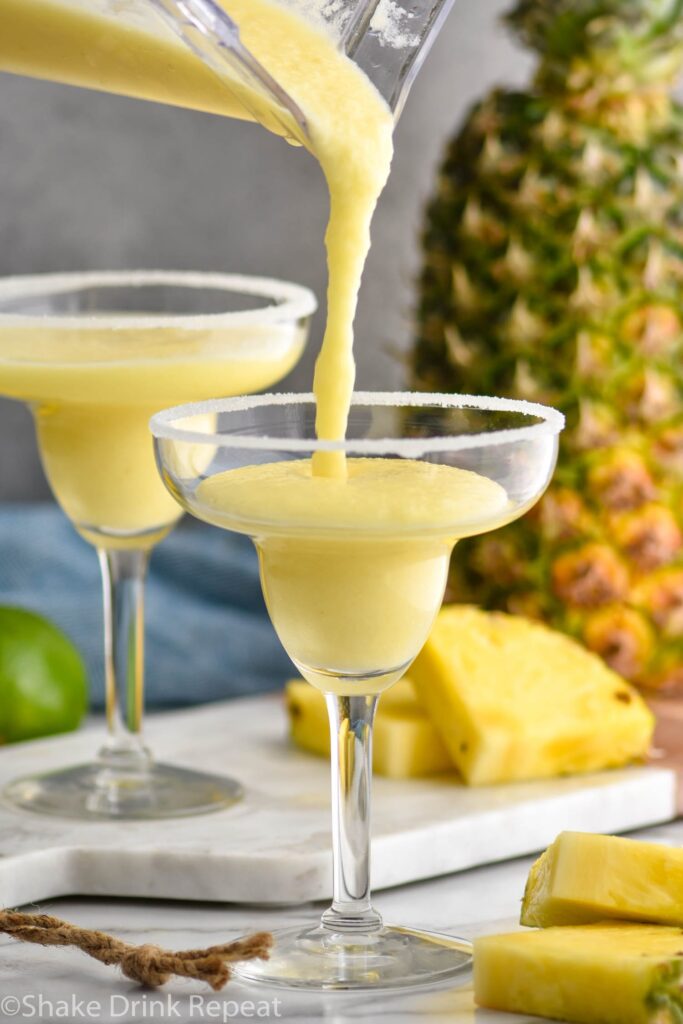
{"left": 0, "top": 910, "right": 272, "bottom": 990}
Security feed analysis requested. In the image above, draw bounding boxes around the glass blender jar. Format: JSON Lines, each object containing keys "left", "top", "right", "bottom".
{"left": 0, "top": 0, "right": 458, "bottom": 133}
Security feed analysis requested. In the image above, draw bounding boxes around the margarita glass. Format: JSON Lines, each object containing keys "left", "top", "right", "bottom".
{"left": 0, "top": 270, "right": 316, "bottom": 819}
{"left": 152, "top": 391, "right": 563, "bottom": 990}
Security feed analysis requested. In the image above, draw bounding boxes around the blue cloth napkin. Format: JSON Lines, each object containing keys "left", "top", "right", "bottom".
{"left": 0, "top": 504, "right": 293, "bottom": 708}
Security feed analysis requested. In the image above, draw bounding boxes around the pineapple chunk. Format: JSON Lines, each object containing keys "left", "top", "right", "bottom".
{"left": 522, "top": 832, "right": 683, "bottom": 929}
{"left": 474, "top": 923, "right": 683, "bottom": 1024}
{"left": 285, "top": 678, "right": 451, "bottom": 779}
{"left": 410, "top": 606, "right": 654, "bottom": 785}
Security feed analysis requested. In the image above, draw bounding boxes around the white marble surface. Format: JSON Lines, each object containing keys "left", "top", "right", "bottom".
{"left": 0, "top": 696, "right": 676, "bottom": 907}
{"left": 1, "top": 819, "right": 682, "bottom": 1023}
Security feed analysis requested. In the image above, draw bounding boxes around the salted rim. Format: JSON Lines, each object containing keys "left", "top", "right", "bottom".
{"left": 0, "top": 270, "right": 317, "bottom": 330}
{"left": 150, "top": 391, "right": 565, "bottom": 455}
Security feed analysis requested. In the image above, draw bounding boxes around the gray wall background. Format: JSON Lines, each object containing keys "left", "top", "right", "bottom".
{"left": 0, "top": 0, "right": 530, "bottom": 500}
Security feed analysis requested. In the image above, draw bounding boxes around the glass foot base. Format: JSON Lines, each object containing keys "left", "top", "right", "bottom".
{"left": 3, "top": 761, "right": 243, "bottom": 820}
{"left": 232, "top": 924, "right": 472, "bottom": 991}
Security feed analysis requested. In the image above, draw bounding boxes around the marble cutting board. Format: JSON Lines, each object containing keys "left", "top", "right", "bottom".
{"left": 0, "top": 694, "right": 676, "bottom": 907}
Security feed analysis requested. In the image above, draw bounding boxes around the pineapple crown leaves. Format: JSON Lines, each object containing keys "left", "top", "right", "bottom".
{"left": 647, "top": 960, "right": 683, "bottom": 1023}
{"left": 505, "top": 0, "right": 683, "bottom": 86}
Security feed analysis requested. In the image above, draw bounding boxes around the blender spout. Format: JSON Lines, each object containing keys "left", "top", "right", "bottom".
{"left": 147, "top": 0, "right": 457, "bottom": 136}
{"left": 147, "top": 0, "right": 309, "bottom": 140}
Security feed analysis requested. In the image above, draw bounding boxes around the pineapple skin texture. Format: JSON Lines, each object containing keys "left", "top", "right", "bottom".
{"left": 474, "top": 923, "right": 683, "bottom": 1024}
{"left": 522, "top": 831, "right": 683, "bottom": 929}
{"left": 413, "top": 4, "right": 683, "bottom": 692}
{"left": 285, "top": 679, "right": 452, "bottom": 779}
{"left": 410, "top": 606, "right": 654, "bottom": 785}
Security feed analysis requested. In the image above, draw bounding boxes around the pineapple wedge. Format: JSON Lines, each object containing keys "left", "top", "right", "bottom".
{"left": 285, "top": 678, "right": 451, "bottom": 779}
{"left": 474, "top": 923, "right": 683, "bottom": 1024}
{"left": 522, "top": 832, "right": 683, "bottom": 929}
{"left": 410, "top": 606, "right": 654, "bottom": 785}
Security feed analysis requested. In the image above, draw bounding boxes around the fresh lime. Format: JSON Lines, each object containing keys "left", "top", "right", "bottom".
{"left": 0, "top": 607, "right": 88, "bottom": 743}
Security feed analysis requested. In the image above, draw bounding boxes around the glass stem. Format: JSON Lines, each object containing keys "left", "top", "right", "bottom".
{"left": 97, "top": 547, "right": 152, "bottom": 773}
{"left": 321, "top": 694, "right": 383, "bottom": 933}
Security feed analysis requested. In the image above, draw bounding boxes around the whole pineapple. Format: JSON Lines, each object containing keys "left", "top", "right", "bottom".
{"left": 414, "top": 0, "right": 683, "bottom": 691}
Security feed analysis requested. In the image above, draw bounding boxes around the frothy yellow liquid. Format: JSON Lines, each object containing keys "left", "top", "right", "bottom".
{"left": 0, "top": 0, "right": 394, "bottom": 479}
{"left": 0, "top": 320, "right": 305, "bottom": 546}
{"left": 196, "top": 460, "right": 509, "bottom": 694}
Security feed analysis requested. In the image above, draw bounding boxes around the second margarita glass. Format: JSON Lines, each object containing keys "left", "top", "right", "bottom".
{"left": 0, "top": 270, "right": 316, "bottom": 819}
{"left": 152, "top": 391, "right": 563, "bottom": 989}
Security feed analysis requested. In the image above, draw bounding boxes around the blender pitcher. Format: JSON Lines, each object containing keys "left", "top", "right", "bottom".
{"left": 0, "top": 0, "right": 457, "bottom": 135}
{"left": 148, "top": 0, "right": 459, "bottom": 125}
